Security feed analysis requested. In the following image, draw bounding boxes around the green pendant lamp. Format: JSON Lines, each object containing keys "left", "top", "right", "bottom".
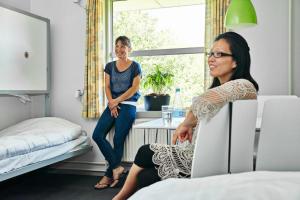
{"left": 225, "top": 0, "right": 257, "bottom": 29}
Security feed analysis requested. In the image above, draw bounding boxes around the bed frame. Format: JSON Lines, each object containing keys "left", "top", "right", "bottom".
{"left": 0, "top": 143, "right": 92, "bottom": 182}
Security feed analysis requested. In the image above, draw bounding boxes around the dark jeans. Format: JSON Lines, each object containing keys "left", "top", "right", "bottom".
{"left": 92, "top": 104, "right": 136, "bottom": 178}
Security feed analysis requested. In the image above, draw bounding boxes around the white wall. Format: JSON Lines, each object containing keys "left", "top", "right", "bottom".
{"left": 236, "top": 0, "right": 289, "bottom": 95}
{"left": 30, "top": 0, "right": 106, "bottom": 171}
{"left": 0, "top": 0, "right": 30, "bottom": 11}
{"left": 292, "top": 0, "right": 300, "bottom": 96}
{"left": 0, "top": 95, "right": 46, "bottom": 130}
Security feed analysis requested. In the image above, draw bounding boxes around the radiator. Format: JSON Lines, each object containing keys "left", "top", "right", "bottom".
{"left": 108, "top": 118, "right": 175, "bottom": 162}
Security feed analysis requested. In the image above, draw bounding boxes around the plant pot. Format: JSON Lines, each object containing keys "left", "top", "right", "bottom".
{"left": 144, "top": 94, "right": 170, "bottom": 111}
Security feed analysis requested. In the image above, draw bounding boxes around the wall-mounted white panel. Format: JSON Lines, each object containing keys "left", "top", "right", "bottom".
{"left": 0, "top": 4, "right": 49, "bottom": 93}
{"left": 0, "top": 0, "right": 30, "bottom": 11}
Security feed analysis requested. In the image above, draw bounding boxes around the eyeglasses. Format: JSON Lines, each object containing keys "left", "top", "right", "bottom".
{"left": 206, "top": 51, "right": 234, "bottom": 58}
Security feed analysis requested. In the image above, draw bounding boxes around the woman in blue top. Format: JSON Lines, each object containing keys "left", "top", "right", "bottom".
{"left": 93, "top": 36, "right": 142, "bottom": 189}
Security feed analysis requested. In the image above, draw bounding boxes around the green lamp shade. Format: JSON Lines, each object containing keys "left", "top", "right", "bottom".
{"left": 225, "top": 0, "right": 257, "bottom": 29}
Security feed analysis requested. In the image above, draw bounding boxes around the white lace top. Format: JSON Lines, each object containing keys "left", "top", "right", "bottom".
{"left": 150, "top": 79, "right": 257, "bottom": 179}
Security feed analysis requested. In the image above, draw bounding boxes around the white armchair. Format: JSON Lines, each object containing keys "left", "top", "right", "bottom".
{"left": 253, "top": 95, "right": 298, "bottom": 169}
{"left": 256, "top": 98, "right": 300, "bottom": 171}
{"left": 191, "top": 100, "right": 257, "bottom": 178}
{"left": 256, "top": 95, "right": 298, "bottom": 129}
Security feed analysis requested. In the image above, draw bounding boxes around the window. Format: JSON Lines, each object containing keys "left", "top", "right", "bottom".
{"left": 108, "top": 0, "right": 205, "bottom": 108}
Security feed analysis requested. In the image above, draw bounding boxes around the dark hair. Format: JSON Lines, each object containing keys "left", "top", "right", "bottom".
{"left": 209, "top": 32, "right": 259, "bottom": 91}
{"left": 115, "top": 36, "right": 132, "bottom": 48}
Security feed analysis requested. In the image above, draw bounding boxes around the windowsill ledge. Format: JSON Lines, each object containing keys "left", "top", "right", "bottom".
{"left": 136, "top": 110, "right": 161, "bottom": 118}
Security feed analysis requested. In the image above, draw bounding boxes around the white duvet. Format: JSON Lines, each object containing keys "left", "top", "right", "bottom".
{"left": 0, "top": 117, "right": 82, "bottom": 160}
{"left": 130, "top": 171, "right": 300, "bottom": 200}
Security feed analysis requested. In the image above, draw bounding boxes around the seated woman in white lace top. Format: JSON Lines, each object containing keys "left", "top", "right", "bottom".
{"left": 112, "top": 32, "right": 259, "bottom": 200}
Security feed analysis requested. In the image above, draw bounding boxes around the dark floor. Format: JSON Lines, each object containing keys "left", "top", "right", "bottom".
{"left": 0, "top": 170, "right": 120, "bottom": 200}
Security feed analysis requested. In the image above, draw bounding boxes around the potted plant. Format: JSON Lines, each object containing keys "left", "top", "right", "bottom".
{"left": 142, "top": 64, "right": 174, "bottom": 111}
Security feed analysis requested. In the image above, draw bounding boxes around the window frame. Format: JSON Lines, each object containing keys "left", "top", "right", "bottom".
{"left": 105, "top": 0, "right": 206, "bottom": 113}
{"left": 106, "top": 0, "right": 206, "bottom": 60}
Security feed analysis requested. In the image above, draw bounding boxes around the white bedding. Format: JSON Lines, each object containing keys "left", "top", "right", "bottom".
{"left": 0, "top": 117, "right": 86, "bottom": 174}
{"left": 130, "top": 171, "right": 300, "bottom": 200}
{"left": 0, "top": 117, "right": 82, "bottom": 160}
{"left": 0, "top": 136, "right": 88, "bottom": 174}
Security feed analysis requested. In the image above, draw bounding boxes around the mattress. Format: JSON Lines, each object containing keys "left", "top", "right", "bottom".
{"left": 0, "top": 117, "right": 87, "bottom": 174}
{"left": 0, "top": 117, "right": 82, "bottom": 160}
{"left": 130, "top": 171, "right": 300, "bottom": 200}
{"left": 0, "top": 136, "right": 88, "bottom": 174}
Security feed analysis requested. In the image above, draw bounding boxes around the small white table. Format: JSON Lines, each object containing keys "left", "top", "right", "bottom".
{"left": 133, "top": 117, "right": 261, "bottom": 145}
{"left": 133, "top": 117, "right": 185, "bottom": 144}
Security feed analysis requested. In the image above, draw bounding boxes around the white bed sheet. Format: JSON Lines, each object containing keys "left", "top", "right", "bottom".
{"left": 0, "top": 117, "right": 82, "bottom": 160}
{"left": 130, "top": 171, "right": 300, "bottom": 200}
{"left": 0, "top": 135, "right": 88, "bottom": 174}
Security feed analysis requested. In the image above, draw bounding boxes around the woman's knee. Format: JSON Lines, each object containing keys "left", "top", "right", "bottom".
{"left": 92, "top": 130, "right": 106, "bottom": 143}
{"left": 92, "top": 108, "right": 114, "bottom": 142}
{"left": 134, "top": 144, "right": 155, "bottom": 168}
{"left": 136, "top": 144, "right": 150, "bottom": 157}
{"left": 92, "top": 131, "right": 98, "bottom": 141}
{"left": 136, "top": 168, "right": 160, "bottom": 189}
{"left": 137, "top": 144, "right": 150, "bottom": 155}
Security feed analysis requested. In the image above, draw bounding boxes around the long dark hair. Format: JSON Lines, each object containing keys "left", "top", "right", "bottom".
{"left": 209, "top": 32, "right": 259, "bottom": 91}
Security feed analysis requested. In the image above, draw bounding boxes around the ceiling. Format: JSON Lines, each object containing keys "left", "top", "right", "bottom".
{"left": 113, "top": 0, "right": 204, "bottom": 11}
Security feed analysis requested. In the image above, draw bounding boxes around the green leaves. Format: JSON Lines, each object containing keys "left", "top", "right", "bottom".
{"left": 142, "top": 64, "right": 174, "bottom": 95}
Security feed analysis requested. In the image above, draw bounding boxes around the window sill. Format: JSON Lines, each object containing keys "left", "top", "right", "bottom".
{"left": 136, "top": 110, "right": 161, "bottom": 118}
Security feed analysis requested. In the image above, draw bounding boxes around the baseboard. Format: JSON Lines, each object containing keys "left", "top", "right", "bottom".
{"left": 51, "top": 161, "right": 107, "bottom": 174}
{"left": 46, "top": 168, "right": 105, "bottom": 176}
{"left": 49, "top": 161, "right": 133, "bottom": 176}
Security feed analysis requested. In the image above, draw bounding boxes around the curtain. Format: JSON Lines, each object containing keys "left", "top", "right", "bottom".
{"left": 204, "top": 0, "right": 230, "bottom": 89}
{"left": 82, "top": 0, "right": 105, "bottom": 119}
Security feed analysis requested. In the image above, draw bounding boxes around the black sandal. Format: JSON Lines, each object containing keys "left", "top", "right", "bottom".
{"left": 94, "top": 177, "right": 112, "bottom": 190}
{"left": 110, "top": 171, "right": 129, "bottom": 188}
{"left": 94, "top": 182, "right": 110, "bottom": 190}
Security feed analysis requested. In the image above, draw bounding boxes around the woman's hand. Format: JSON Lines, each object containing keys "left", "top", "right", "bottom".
{"left": 172, "top": 110, "right": 197, "bottom": 144}
{"left": 108, "top": 99, "right": 119, "bottom": 110}
{"left": 110, "top": 107, "right": 119, "bottom": 118}
{"left": 172, "top": 123, "right": 193, "bottom": 145}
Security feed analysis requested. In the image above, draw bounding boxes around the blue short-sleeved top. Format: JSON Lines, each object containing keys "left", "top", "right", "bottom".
{"left": 104, "top": 60, "right": 142, "bottom": 102}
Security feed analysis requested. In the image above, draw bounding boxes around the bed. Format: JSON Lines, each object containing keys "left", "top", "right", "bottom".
{"left": 0, "top": 117, "right": 92, "bottom": 182}
{"left": 129, "top": 171, "right": 300, "bottom": 200}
